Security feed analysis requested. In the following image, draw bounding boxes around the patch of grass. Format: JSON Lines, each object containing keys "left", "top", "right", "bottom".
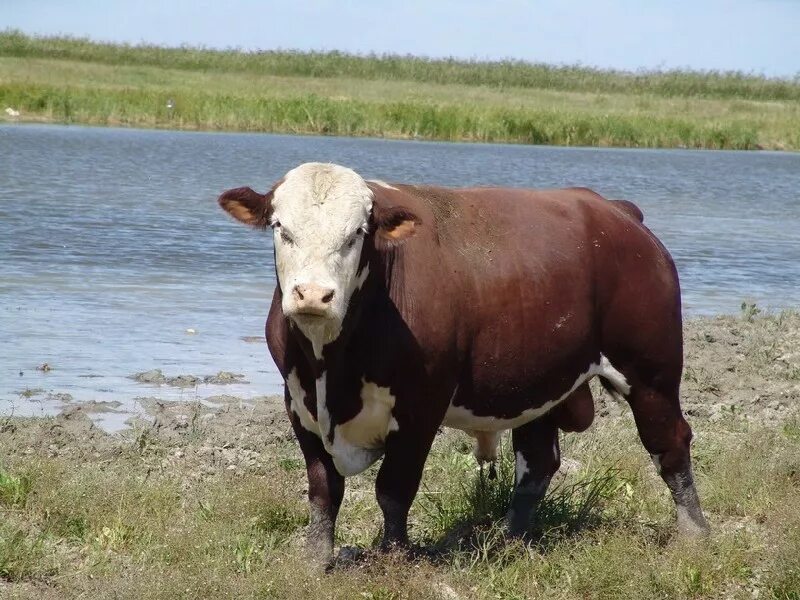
{"left": 741, "top": 300, "right": 762, "bottom": 322}
{"left": 532, "top": 466, "right": 626, "bottom": 540}
{"left": 0, "top": 468, "right": 31, "bottom": 508}
{"left": 0, "top": 524, "right": 59, "bottom": 583}
{"left": 0, "top": 401, "right": 799, "bottom": 597}
{"left": 783, "top": 417, "right": 800, "bottom": 441}
{"left": 418, "top": 445, "right": 515, "bottom": 540}
{"left": 418, "top": 442, "right": 624, "bottom": 550}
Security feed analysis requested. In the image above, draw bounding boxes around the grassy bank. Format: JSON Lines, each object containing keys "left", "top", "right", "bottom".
{"left": 2, "top": 414, "right": 800, "bottom": 599}
{"left": 2, "top": 312, "right": 800, "bottom": 598}
{"left": 2, "top": 32, "right": 799, "bottom": 149}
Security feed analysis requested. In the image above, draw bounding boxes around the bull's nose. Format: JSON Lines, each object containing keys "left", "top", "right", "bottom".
{"left": 292, "top": 284, "right": 335, "bottom": 313}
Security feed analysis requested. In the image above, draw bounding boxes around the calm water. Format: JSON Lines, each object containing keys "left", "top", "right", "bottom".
{"left": 2, "top": 124, "right": 799, "bottom": 426}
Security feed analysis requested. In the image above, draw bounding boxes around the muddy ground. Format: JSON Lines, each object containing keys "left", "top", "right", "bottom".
{"left": 4, "top": 312, "right": 799, "bottom": 470}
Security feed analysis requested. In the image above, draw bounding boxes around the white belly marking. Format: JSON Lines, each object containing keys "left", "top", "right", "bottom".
{"left": 443, "top": 355, "right": 627, "bottom": 433}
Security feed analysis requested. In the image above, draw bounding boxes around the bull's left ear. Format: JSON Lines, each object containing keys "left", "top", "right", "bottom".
{"left": 218, "top": 186, "right": 274, "bottom": 229}
{"left": 372, "top": 204, "right": 421, "bottom": 242}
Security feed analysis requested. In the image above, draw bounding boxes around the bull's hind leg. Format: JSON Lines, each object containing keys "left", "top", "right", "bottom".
{"left": 600, "top": 360, "right": 709, "bottom": 536}
{"left": 506, "top": 415, "right": 560, "bottom": 535}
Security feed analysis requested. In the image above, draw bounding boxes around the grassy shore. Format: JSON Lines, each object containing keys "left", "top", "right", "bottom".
{"left": 2, "top": 31, "right": 799, "bottom": 150}
{"left": 1, "top": 312, "right": 800, "bottom": 599}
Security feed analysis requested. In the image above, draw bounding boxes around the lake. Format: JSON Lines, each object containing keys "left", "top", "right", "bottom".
{"left": 2, "top": 124, "right": 799, "bottom": 427}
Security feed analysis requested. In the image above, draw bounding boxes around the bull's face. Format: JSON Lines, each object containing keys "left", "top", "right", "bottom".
{"left": 270, "top": 164, "right": 372, "bottom": 340}
{"left": 219, "top": 163, "right": 418, "bottom": 352}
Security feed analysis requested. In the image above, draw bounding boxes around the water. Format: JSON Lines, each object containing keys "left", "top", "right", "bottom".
{"left": 2, "top": 124, "right": 799, "bottom": 426}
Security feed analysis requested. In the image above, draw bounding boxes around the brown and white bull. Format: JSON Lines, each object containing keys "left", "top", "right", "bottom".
{"left": 219, "top": 162, "right": 708, "bottom": 565}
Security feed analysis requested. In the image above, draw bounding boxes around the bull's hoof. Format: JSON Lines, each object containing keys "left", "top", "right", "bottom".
{"left": 334, "top": 545, "right": 367, "bottom": 567}
{"left": 503, "top": 510, "right": 531, "bottom": 538}
{"left": 677, "top": 512, "right": 711, "bottom": 538}
{"left": 305, "top": 535, "right": 335, "bottom": 572}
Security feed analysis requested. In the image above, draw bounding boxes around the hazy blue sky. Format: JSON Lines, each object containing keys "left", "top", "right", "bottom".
{"left": 6, "top": 0, "right": 800, "bottom": 76}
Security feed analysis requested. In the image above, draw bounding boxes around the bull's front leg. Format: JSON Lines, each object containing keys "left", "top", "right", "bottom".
{"left": 287, "top": 399, "right": 344, "bottom": 568}
{"left": 375, "top": 425, "right": 438, "bottom": 550}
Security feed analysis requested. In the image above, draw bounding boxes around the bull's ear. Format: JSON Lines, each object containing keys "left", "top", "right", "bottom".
{"left": 218, "top": 186, "right": 273, "bottom": 228}
{"left": 372, "top": 204, "right": 421, "bottom": 242}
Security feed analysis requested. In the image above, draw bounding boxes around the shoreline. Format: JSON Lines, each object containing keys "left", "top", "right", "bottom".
{"left": 2, "top": 117, "right": 797, "bottom": 154}
{"left": 7, "top": 311, "right": 800, "bottom": 433}
{"left": 0, "top": 107, "right": 783, "bottom": 151}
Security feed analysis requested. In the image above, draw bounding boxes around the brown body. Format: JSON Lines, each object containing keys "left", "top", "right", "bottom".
{"left": 220, "top": 172, "right": 708, "bottom": 566}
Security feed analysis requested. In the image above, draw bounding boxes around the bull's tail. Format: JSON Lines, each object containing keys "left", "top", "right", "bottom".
{"left": 611, "top": 199, "right": 644, "bottom": 223}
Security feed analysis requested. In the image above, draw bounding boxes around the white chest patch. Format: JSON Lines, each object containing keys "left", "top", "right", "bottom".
{"left": 443, "top": 354, "right": 628, "bottom": 433}
{"left": 316, "top": 376, "right": 399, "bottom": 477}
{"left": 286, "top": 368, "right": 319, "bottom": 436}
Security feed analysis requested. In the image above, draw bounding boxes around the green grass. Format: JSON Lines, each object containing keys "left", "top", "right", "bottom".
{"left": 2, "top": 30, "right": 799, "bottom": 150}
{"left": 0, "top": 469, "right": 31, "bottom": 509}
{"left": 2, "top": 30, "right": 798, "bottom": 101}
{"left": 1, "top": 411, "right": 799, "bottom": 599}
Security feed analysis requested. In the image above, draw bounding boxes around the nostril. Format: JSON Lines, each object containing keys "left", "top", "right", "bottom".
{"left": 294, "top": 286, "right": 305, "bottom": 300}
{"left": 321, "top": 290, "right": 334, "bottom": 304}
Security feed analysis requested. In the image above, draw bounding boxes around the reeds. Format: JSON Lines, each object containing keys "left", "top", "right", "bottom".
{"left": 2, "top": 30, "right": 798, "bottom": 101}
{"left": 0, "top": 83, "right": 765, "bottom": 149}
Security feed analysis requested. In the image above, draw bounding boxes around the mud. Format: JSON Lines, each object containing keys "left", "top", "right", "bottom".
{"left": 129, "top": 369, "right": 248, "bottom": 387}
{"left": 4, "top": 313, "right": 799, "bottom": 467}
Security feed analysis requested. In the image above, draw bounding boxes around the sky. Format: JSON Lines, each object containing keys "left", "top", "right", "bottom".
{"left": 5, "top": 0, "right": 800, "bottom": 77}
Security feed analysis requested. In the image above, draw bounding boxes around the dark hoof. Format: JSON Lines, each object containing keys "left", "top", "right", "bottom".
{"left": 333, "top": 545, "right": 368, "bottom": 568}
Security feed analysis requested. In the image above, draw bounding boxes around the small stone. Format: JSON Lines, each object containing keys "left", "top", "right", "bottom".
{"left": 130, "top": 369, "right": 166, "bottom": 384}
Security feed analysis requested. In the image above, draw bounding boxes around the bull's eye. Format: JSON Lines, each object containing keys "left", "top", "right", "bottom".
{"left": 280, "top": 229, "right": 294, "bottom": 245}
{"left": 346, "top": 229, "right": 364, "bottom": 250}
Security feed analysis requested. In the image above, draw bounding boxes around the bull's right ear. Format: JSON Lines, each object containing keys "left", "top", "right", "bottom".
{"left": 218, "top": 186, "right": 273, "bottom": 229}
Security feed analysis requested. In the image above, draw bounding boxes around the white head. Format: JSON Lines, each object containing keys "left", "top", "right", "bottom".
{"left": 219, "top": 162, "right": 420, "bottom": 354}
{"left": 219, "top": 163, "right": 372, "bottom": 350}
{"left": 271, "top": 163, "right": 373, "bottom": 340}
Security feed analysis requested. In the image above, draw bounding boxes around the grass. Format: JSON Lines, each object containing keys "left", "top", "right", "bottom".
{"left": 1, "top": 411, "right": 799, "bottom": 599}
{"left": 2, "top": 30, "right": 800, "bottom": 149}
{"left": 2, "top": 30, "right": 798, "bottom": 101}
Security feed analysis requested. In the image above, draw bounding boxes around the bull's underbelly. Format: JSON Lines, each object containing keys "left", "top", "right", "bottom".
{"left": 443, "top": 354, "right": 627, "bottom": 433}
{"left": 285, "top": 356, "right": 629, "bottom": 477}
